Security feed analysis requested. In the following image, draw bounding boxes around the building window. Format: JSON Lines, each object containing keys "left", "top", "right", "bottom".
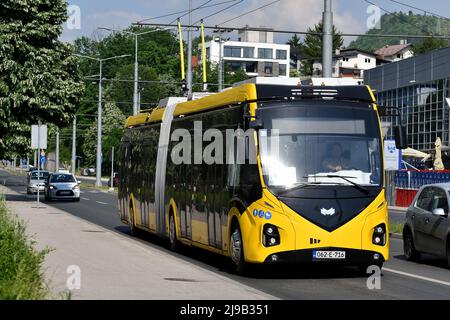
{"left": 224, "top": 46, "right": 241, "bottom": 58}
{"left": 242, "top": 47, "right": 254, "bottom": 58}
{"left": 264, "top": 62, "right": 273, "bottom": 74}
{"left": 226, "top": 61, "right": 243, "bottom": 72}
{"left": 365, "top": 58, "right": 371, "bottom": 63}
{"left": 258, "top": 48, "right": 273, "bottom": 59}
{"left": 206, "top": 47, "right": 210, "bottom": 59}
{"left": 342, "top": 57, "right": 349, "bottom": 62}
{"left": 244, "top": 61, "right": 257, "bottom": 73}
{"left": 279, "top": 64, "right": 287, "bottom": 76}
{"left": 276, "top": 49, "right": 287, "bottom": 60}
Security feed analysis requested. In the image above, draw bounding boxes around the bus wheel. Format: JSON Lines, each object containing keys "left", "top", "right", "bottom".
{"left": 169, "top": 213, "right": 178, "bottom": 251}
{"left": 129, "top": 205, "right": 136, "bottom": 236}
{"left": 230, "top": 223, "right": 246, "bottom": 274}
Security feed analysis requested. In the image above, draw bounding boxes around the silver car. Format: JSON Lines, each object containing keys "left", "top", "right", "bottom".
{"left": 27, "top": 170, "right": 49, "bottom": 194}
{"left": 44, "top": 173, "right": 81, "bottom": 201}
{"left": 403, "top": 183, "right": 450, "bottom": 267}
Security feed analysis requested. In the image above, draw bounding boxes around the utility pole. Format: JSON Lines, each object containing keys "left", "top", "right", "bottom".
{"left": 98, "top": 27, "right": 167, "bottom": 115}
{"left": 71, "top": 116, "right": 76, "bottom": 175}
{"left": 218, "top": 31, "right": 223, "bottom": 91}
{"left": 133, "top": 34, "right": 139, "bottom": 115}
{"left": 187, "top": 0, "right": 193, "bottom": 97}
{"left": 109, "top": 146, "right": 114, "bottom": 191}
{"left": 73, "top": 53, "right": 130, "bottom": 187}
{"left": 97, "top": 60, "right": 103, "bottom": 187}
{"left": 36, "top": 121, "right": 41, "bottom": 208}
{"left": 322, "top": 0, "right": 333, "bottom": 78}
{"left": 55, "top": 129, "right": 60, "bottom": 172}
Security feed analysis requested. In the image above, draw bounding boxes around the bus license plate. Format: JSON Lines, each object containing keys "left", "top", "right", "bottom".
{"left": 313, "top": 250, "right": 346, "bottom": 259}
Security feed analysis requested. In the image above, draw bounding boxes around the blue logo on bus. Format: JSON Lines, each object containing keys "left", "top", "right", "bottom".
{"left": 265, "top": 211, "right": 272, "bottom": 220}
{"left": 253, "top": 209, "right": 258, "bottom": 217}
{"left": 259, "top": 210, "right": 265, "bottom": 218}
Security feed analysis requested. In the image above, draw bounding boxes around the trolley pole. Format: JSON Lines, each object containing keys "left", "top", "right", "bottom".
{"left": 322, "top": 0, "right": 333, "bottom": 78}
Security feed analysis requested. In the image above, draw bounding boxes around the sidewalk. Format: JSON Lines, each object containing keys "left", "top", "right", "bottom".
{"left": 0, "top": 185, "right": 276, "bottom": 300}
{"left": 388, "top": 206, "right": 407, "bottom": 212}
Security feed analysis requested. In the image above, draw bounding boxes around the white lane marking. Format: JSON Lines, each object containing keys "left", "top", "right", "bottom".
{"left": 383, "top": 267, "right": 450, "bottom": 287}
{"left": 81, "top": 197, "right": 90, "bottom": 201}
{"left": 95, "top": 201, "right": 108, "bottom": 205}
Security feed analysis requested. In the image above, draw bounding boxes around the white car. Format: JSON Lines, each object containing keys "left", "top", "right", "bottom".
{"left": 44, "top": 173, "right": 81, "bottom": 202}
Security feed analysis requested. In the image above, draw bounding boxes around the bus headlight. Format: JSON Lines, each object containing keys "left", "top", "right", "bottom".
{"left": 263, "top": 224, "right": 280, "bottom": 247}
{"left": 372, "top": 223, "right": 386, "bottom": 246}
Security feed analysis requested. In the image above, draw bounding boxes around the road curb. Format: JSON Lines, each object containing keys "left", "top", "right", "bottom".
{"left": 390, "top": 232, "right": 402, "bottom": 239}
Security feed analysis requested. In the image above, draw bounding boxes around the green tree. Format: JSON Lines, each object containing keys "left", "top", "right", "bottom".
{"left": 82, "top": 102, "right": 126, "bottom": 166}
{"left": 302, "top": 22, "right": 344, "bottom": 76}
{"left": 413, "top": 37, "right": 449, "bottom": 55}
{"left": 0, "top": 0, "right": 84, "bottom": 158}
{"left": 350, "top": 12, "right": 450, "bottom": 51}
{"left": 287, "top": 34, "right": 303, "bottom": 76}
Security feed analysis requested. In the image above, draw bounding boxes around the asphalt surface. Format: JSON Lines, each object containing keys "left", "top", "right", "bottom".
{"left": 2, "top": 168, "right": 450, "bottom": 300}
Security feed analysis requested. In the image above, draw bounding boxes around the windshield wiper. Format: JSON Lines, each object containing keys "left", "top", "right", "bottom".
{"left": 308, "top": 175, "right": 370, "bottom": 195}
{"left": 277, "top": 181, "right": 339, "bottom": 197}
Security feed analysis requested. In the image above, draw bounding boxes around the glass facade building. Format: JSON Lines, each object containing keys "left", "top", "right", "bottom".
{"left": 364, "top": 47, "right": 450, "bottom": 152}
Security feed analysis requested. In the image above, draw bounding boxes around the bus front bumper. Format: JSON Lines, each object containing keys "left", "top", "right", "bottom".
{"left": 264, "top": 247, "right": 385, "bottom": 265}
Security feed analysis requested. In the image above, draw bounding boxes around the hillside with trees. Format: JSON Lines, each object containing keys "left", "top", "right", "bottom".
{"left": 350, "top": 12, "right": 450, "bottom": 52}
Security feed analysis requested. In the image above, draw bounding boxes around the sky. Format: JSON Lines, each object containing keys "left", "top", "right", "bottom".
{"left": 61, "top": 0, "right": 450, "bottom": 45}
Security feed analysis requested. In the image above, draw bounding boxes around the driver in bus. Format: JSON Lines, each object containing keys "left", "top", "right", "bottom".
{"left": 322, "top": 142, "right": 350, "bottom": 172}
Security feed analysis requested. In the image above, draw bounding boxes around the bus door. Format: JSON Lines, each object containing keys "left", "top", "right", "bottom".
{"left": 207, "top": 164, "right": 216, "bottom": 247}
{"left": 208, "top": 164, "right": 223, "bottom": 248}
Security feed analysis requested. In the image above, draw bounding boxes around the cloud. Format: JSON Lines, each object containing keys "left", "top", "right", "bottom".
{"left": 61, "top": 10, "right": 146, "bottom": 42}
{"left": 215, "top": 0, "right": 364, "bottom": 45}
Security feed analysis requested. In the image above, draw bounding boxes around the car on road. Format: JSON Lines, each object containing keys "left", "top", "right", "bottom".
{"left": 403, "top": 183, "right": 450, "bottom": 267}
{"left": 44, "top": 172, "right": 81, "bottom": 202}
{"left": 82, "top": 167, "right": 95, "bottom": 176}
{"left": 27, "top": 170, "right": 49, "bottom": 194}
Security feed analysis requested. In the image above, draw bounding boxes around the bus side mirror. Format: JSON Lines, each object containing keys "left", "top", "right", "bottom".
{"left": 394, "top": 125, "right": 408, "bottom": 150}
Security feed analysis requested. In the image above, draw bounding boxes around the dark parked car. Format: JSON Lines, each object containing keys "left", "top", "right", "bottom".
{"left": 108, "top": 172, "right": 119, "bottom": 187}
{"left": 403, "top": 183, "right": 450, "bottom": 267}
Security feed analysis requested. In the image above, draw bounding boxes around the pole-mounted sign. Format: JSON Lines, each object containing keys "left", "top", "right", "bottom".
{"left": 31, "top": 123, "right": 47, "bottom": 208}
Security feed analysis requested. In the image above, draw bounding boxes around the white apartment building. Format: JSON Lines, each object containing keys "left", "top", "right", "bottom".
{"left": 202, "top": 28, "right": 290, "bottom": 78}
{"left": 313, "top": 48, "right": 381, "bottom": 80}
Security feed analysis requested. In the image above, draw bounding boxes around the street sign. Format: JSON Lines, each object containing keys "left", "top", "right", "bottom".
{"left": 31, "top": 125, "right": 48, "bottom": 149}
{"left": 384, "top": 139, "right": 402, "bottom": 171}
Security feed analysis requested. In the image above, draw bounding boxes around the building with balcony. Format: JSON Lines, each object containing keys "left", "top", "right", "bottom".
{"left": 202, "top": 28, "right": 290, "bottom": 78}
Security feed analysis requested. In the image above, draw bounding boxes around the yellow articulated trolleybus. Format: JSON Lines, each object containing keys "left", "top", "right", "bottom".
{"left": 118, "top": 81, "right": 396, "bottom": 273}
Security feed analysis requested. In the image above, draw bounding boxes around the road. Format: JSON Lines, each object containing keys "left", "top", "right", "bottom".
{"left": 2, "top": 168, "right": 450, "bottom": 299}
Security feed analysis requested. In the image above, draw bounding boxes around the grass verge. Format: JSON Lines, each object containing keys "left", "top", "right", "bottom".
{"left": 389, "top": 223, "right": 404, "bottom": 236}
{"left": 0, "top": 195, "right": 49, "bottom": 299}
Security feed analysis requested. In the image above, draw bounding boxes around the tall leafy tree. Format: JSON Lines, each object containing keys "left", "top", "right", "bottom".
{"left": 413, "top": 37, "right": 449, "bottom": 55}
{"left": 82, "top": 102, "right": 126, "bottom": 166}
{"left": 0, "top": 0, "right": 84, "bottom": 158}
{"left": 302, "top": 22, "right": 344, "bottom": 76}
